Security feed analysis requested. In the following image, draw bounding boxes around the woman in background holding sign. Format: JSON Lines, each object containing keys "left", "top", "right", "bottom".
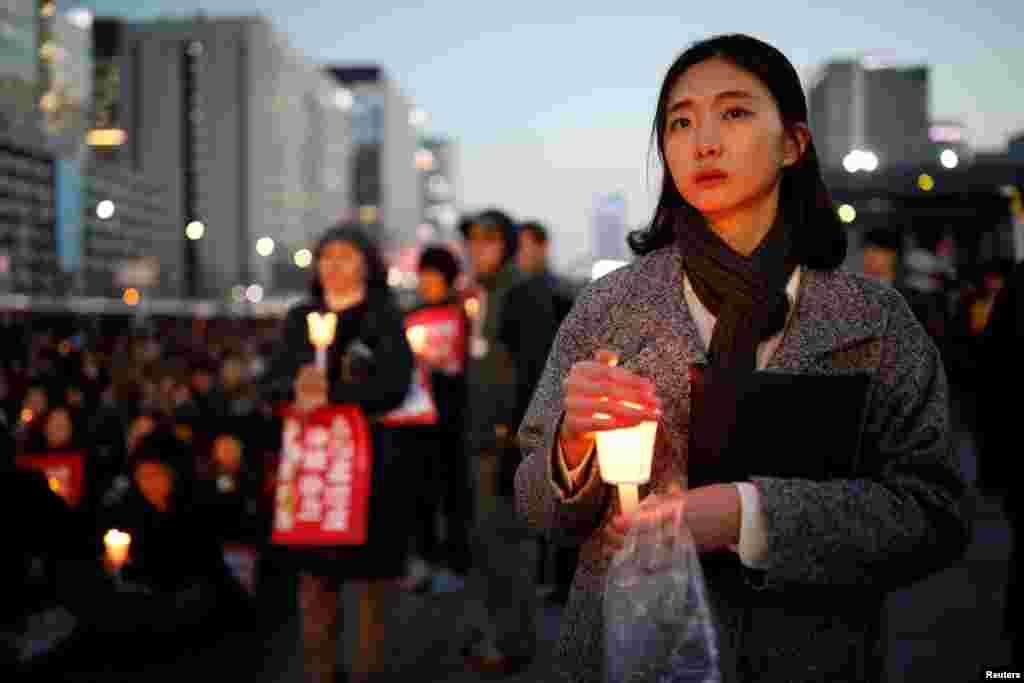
{"left": 259, "top": 224, "right": 414, "bottom": 683}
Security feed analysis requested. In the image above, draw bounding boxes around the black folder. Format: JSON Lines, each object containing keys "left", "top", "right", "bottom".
{"left": 687, "top": 367, "right": 871, "bottom": 488}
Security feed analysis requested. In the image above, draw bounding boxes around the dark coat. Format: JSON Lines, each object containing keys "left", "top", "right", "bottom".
{"left": 463, "top": 266, "right": 521, "bottom": 454}
{"left": 499, "top": 270, "right": 573, "bottom": 430}
{"left": 259, "top": 292, "right": 415, "bottom": 579}
{"left": 515, "top": 247, "right": 969, "bottom": 683}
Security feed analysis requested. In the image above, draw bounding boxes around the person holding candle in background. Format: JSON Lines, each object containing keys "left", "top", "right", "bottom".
{"left": 515, "top": 34, "right": 968, "bottom": 682}
{"left": 399, "top": 245, "right": 473, "bottom": 586}
{"left": 259, "top": 224, "right": 414, "bottom": 683}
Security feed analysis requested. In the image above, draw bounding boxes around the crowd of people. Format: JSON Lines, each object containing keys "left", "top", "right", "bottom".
{"left": 1, "top": 208, "right": 580, "bottom": 681}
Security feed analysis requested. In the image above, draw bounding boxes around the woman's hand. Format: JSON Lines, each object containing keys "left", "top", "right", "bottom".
{"left": 560, "top": 349, "right": 661, "bottom": 468}
{"left": 294, "top": 363, "right": 328, "bottom": 412}
{"left": 604, "top": 483, "right": 743, "bottom": 554}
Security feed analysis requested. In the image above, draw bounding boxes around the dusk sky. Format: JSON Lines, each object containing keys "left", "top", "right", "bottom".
{"left": 81, "top": 0, "right": 1023, "bottom": 271}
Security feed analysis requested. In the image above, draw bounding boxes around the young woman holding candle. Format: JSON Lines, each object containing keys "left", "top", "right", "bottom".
{"left": 514, "top": 34, "right": 969, "bottom": 682}
{"left": 259, "top": 224, "right": 414, "bottom": 683}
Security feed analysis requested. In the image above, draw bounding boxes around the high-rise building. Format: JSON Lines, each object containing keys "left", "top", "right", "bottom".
{"left": 326, "top": 65, "right": 422, "bottom": 252}
{"left": 0, "top": 0, "right": 40, "bottom": 142}
{"left": 808, "top": 58, "right": 932, "bottom": 171}
{"left": 417, "top": 135, "right": 458, "bottom": 243}
{"left": 0, "top": 4, "right": 179, "bottom": 300}
{"left": 93, "top": 15, "right": 352, "bottom": 299}
{"left": 591, "top": 193, "right": 630, "bottom": 262}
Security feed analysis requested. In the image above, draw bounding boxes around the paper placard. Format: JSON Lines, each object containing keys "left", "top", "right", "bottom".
{"left": 271, "top": 405, "right": 373, "bottom": 546}
{"left": 17, "top": 452, "right": 85, "bottom": 508}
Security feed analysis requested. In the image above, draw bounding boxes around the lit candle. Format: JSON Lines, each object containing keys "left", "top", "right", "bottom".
{"left": 464, "top": 296, "right": 481, "bottom": 320}
{"left": 104, "top": 529, "right": 132, "bottom": 572}
{"left": 306, "top": 312, "right": 338, "bottom": 371}
{"left": 406, "top": 325, "right": 428, "bottom": 355}
{"left": 595, "top": 420, "right": 658, "bottom": 516}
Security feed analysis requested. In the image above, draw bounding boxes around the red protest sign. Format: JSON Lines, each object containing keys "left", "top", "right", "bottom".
{"left": 271, "top": 405, "right": 373, "bottom": 546}
{"left": 405, "top": 304, "right": 467, "bottom": 375}
{"left": 379, "top": 304, "right": 467, "bottom": 427}
{"left": 17, "top": 452, "right": 85, "bottom": 508}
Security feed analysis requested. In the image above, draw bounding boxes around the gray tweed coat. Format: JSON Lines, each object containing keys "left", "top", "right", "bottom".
{"left": 514, "top": 247, "right": 969, "bottom": 683}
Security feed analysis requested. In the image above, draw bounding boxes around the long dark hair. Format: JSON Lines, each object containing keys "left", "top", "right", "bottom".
{"left": 628, "top": 33, "right": 846, "bottom": 270}
{"left": 309, "top": 223, "right": 391, "bottom": 303}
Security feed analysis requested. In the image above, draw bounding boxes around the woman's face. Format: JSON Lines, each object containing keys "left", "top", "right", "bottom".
{"left": 663, "top": 57, "right": 805, "bottom": 236}
{"left": 318, "top": 241, "right": 367, "bottom": 298}
{"left": 45, "top": 408, "right": 74, "bottom": 450}
{"left": 135, "top": 462, "right": 175, "bottom": 511}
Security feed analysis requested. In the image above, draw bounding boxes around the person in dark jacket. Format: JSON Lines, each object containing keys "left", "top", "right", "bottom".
{"left": 259, "top": 223, "right": 414, "bottom": 683}
{"left": 501, "top": 220, "right": 579, "bottom": 604}
{"left": 402, "top": 245, "right": 473, "bottom": 582}
{"left": 458, "top": 211, "right": 538, "bottom": 676}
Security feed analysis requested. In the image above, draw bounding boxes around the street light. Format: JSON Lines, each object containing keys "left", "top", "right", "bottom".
{"left": 294, "top": 248, "right": 313, "bottom": 268}
{"left": 185, "top": 221, "right": 205, "bottom": 240}
{"left": 256, "top": 237, "right": 275, "bottom": 257}
{"left": 843, "top": 149, "right": 879, "bottom": 173}
{"left": 838, "top": 204, "right": 857, "bottom": 223}
{"left": 96, "top": 200, "right": 115, "bottom": 220}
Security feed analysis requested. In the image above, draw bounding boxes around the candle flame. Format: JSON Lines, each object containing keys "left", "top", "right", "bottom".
{"left": 464, "top": 297, "right": 480, "bottom": 319}
{"left": 306, "top": 312, "right": 338, "bottom": 348}
{"left": 406, "top": 325, "right": 428, "bottom": 354}
{"left": 104, "top": 529, "right": 131, "bottom": 548}
{"left": 48, "top": 477, "right": 61, "bottom": 494}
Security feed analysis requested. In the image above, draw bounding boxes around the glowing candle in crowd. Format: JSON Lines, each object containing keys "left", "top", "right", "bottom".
{"left": 464, "top": 296, "right": 481, "bottom": 320}
{"left": 592, "top": 354, "right": 658, "bottom": 515}
{"left": 595, "top": 421, "right": 658, "bottom": 516}
{"left": 406, "top": 325, "right": 428, "bottom": 355}
{"left": 104, "top": 529, "right": 132, "bottom": 572}
{"left": 306, "top": 312, "right": 338, "bottom": 371}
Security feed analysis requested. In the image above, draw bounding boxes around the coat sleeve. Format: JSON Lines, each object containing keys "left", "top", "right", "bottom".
{"left": 513, "top": 285, "right": 612, "bottom": 547}
{"left": 752, "top": 291, "right": 969, "bottom": 590}
{"left": 327, "top": 300, "right": 414, "bottom": 417}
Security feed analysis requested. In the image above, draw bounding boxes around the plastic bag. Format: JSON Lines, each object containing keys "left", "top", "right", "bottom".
{"left": 605, "top": 493, "right": 721, "bottom": 683}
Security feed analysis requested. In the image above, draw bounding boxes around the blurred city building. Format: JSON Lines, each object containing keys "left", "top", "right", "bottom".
{"left": 590, "top": 192, "right": 630, "bottom": 262}
{"left": 0, "top": 1, "right": 173, "bottom": 300}
{"left": 326, "top": 65, "right": 422, "bottom": 255}
{"left": 417, "top": 134, "right": 459, "bottom": 244}
{"left": 808, "top": 56, "right": 934, "bottom": 171}
{"left": 93, "top": 15, "right": 352, "bottom": 300}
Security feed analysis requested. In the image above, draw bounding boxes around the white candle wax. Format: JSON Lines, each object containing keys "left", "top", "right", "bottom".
{"left": 594, "top": 421, "right": 658, "bottom": 486}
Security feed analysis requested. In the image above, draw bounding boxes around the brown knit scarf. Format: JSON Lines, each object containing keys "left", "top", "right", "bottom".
{"left": 678, "top": 214, "right": 797, "bottom": 372}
